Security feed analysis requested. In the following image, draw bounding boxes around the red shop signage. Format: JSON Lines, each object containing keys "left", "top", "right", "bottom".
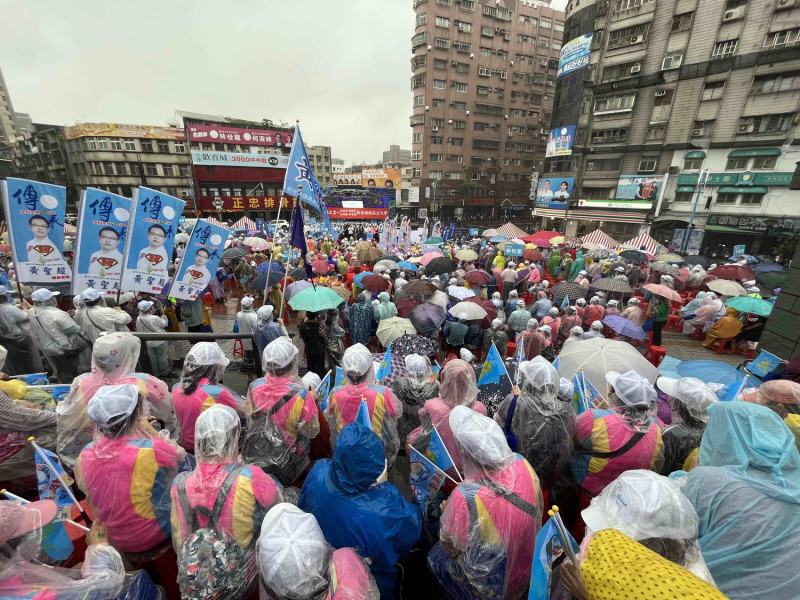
{"left": 196, "top": 195, "right": 296, "bottom": 211}
{"left": 187, "top": 124, "right": 293, "bottom": 148}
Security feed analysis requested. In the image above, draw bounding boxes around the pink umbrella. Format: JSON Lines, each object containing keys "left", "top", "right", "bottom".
{"left": 311, "top": 259, "right": 331, "bottom": 274}
{"left": 420, "top": 252, "right": 443, "bottom": 266}
{"left": 530, "top": 238, "right": 552, "bottom": 248}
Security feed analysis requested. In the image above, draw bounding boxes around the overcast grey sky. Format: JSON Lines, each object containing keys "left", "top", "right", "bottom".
{"left": 0, "top": 0, "right": 567, "bottom": 164}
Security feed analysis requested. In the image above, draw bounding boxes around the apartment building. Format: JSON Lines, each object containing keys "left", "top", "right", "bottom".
{"left": 542, "top": 0, "right": 800, "bottom": 251}
{"left": 0, "top": 67, "right": 20, "bottom": 147}
{"left": 410, "top": 0, "right": 565, "bottom": 221}
{"left": 383, "top": 144, "right": 412, "bottom": 168}
{"left": 307, "top": 145, "right": 333, "bottom": 186}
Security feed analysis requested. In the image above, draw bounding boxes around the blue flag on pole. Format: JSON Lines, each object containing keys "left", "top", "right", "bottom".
{"left": 35, "top": 447, "right": 74, "bottom": 561}
{"left": 571, "top": 371, "right": 587, "bottom": 415}
{"left": 427, "top": 425, "right": 456, "bottom": 474}
{"left": 409, "top": 448, "right": 447, "bottom": 506}
{"left": 356, "top": 399, "right": 373, "bottom": 430}
{"left": 432, "top": 360, "right": 441, "bottom": 377}
{"left": 747, "top": 350, "right": 782, "bottom": 378}
{"left": 552, "top": 356, "right": 560, "bottom": 371}
{"left": 583, "top": 375, "right": 605, "bottom": 411}
{"left": 717, "top": 376, "right": 748, "bottom": 402}
{"left": 478, "top": 344, "right": 507, "bottom": 386}
{"left": 376, "top": 343, "right": 392, "bottom": 383}
{"left": 334, "top": 366, "right": 347, "bottom": 388}
{"left": 560, "top": 294, "right": 569, "bottom": 309}
{"left": 283, "top": 125, "right": 320, "bottom": 211}
{"left": 317, "top": 371, "right": 332, "bottom": 412}
{"left": 528, "top": 517, "right": 581, "bottom": 600}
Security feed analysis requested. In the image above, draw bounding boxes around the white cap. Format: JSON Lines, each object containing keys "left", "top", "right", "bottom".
{"left": 31, "top": 289, "right": 59, "bottom": 302}
{"left": 186, "top": 341, "right": 229, "bottom": 367}
{"left": 87, "top": 383, "right": 140, "bottom": 427}
{"left": 301, "top": 372, "right": 322, "bottom": 389}
{"left": 558, "top": 378, "right": 574, "bottom": 402}
{"left": 539, "top": 324, "right": 551, "bottom": 335}
{"left": 450, "top": 405, "right": 513, "bottom": 470}
{"left": 579, "top": 270, "right": 587, "bottom": 275}
{"left": 657, "top": 376, "right": 717, "bottom": 423}
{"left": 517, "top": 299, "right": 526, "bottom": 306}
{"left": 241, "top": 295, "right": 254, "bottom": 308}
{"left": 82, "top": 288, "right": 100, "bottom": 301}
{"left": 459, "top": 348, "right": 474, "bottom": 363}
{"left": 258, "top": 305, "right": 275, "bottom": 320}
{"left": 137, "top": 300, "right": 153, "bottom": 312}
{"left": 616, "top": 266, "right": 625, "bottom": 272}
{"left": 262, "top": 337, "right": 299, "bottom": 372}
{"left": 591, "top": 321, "right": 603, "bottom": 331}
{"left": 605, "top": 370, "right": 656, "bottom": 408}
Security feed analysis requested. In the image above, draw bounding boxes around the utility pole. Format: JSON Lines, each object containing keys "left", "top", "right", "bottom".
{"left": 680, "top": 168, "right": 709, "bottom": 255}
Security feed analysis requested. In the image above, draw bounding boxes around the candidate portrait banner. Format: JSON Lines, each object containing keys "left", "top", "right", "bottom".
{"left": 72, "top": 188, "right": 132, "bottom": 296}
{"left": 119, "top": 186, "right": 185, "bottom": 294}
{"left": 1, "top": 178, "right": 72, "bottom": 286}
{"left": 170, "top": 219, "right": 230, "bottom": 301}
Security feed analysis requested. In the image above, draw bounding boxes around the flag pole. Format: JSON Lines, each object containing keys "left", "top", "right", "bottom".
{"left": 28, "top": 437, "right": 92, "bottom": 526}
{"left": 263, "top": 194, "right": 286, "bottom": 303}
{"left": 1, "top": 489, "right": 90, "bottom": 532}
{"left": 279, "top": 186, "right": 303, "bottom": 321}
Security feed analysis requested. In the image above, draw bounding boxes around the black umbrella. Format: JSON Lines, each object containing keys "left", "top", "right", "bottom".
{"left": 390, "top": 333, "right": 440, "bottom": 358}
{"left": 251, "top": 270, "right": 283, "bottom": 290}
{"left": 222, "top": 246, "right": 248, "bottom": 259}
{"left": 378, "top": 255, "right": 401, "bottom": 263}
{"left": 619, "top": 250, "right": 649, "bottom": 263}
{"left": 551, "top": 280, "right": 587, "bottom": 300}
{"left": 684, "top": 255, "right": 710, "bottom": 267}
{"left": 289, "top": 267, "right": 308, "bottom": 280}
{"left": 425, "top": 257, "right": 457, "bottom": 274}
{"left": 252, "top": 231, "right": 268, "bottom": 239}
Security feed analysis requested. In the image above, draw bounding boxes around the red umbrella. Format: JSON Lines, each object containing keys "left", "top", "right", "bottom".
{"left": 530, "top": 238, "right": 552, "bottom": 248}
{"left": 311, "top": 259, "right": 331, "bottom": 274}
{"left": 465, "top": 296, "right": 498, "bottom": 329}
{"left": 523, "top": 248, "right": 543, "bottom": 261}
{"left": 534, "top": 230, "right": 563, "bottom": 240}
{"left": 643, "top": 283, "right": 682, "bottom": 303}
{"left": 361, "top": 274, "right": 390, "bottom": 292}
{"left": 520, "top": 234, "right": 540, "bottom": 243}
{"left": 464, "top": 269, "right": 492, "bottom": 284}
{"left": 711, "top": 265, "right": 756, "bottom": 281}
{"left": 396, "top": 298, "right": 420, "bottom": 317}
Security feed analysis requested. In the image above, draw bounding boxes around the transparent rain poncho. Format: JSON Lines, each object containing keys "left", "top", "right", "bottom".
{"left": 431, "top": 406, "right": 542, "bottom": 600}
{"left": 391, "top": 353, "right": 440, "bottom": 444}
{"left": 180, "top": 341, "right": 229, "bottom": 393}
{"left": 194, "top": 403, "right": 241, "bottom": 464}
{"left": 493, "top": 357, "right": 575, "bottom": 489}
{"left": 658, "top": 377, "right": 717, "bottom": 475}
{"left": 27, "top": 299, "right": 85, "bottom": 357}
{"left": 257, "top": 504, "right": 379, "bottom": 600}
{"left": 57, "top": 331, "right": 176, "bottom": 468}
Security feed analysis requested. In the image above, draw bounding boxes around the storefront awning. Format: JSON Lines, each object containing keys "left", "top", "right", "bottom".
{"left": 705, "top": 224, "right": 752, "bottom": 233}
{"left": 684, "top": 151, "right": 706, "bottom": 159}
{"left": 727, "top": 147, "right": 781, "bottom": 157}
{"left": 718, "top": 186, "right": 768, "bottom": 194}
{"left": 676, "top": 186, "right": 696, "bottom": 192}
{"left": 567, "top": 209, "right": 647, "bottom": 224}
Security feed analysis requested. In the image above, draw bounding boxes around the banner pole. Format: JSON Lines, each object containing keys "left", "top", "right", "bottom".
{"left": 263, "top": 194, "right": 286, "bottom": 302}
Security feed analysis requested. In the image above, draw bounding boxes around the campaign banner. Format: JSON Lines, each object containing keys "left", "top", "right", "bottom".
{"left": 361, "top": 168, "right": 401, "bottom": 189}
{"left": 1, "top": 178, "right": 72, "bottom": 285}
{"left": 504, "top": 243, "right": 524, "bottom": 257}
{"left": 119, "top": 187, "right": 185, "bottom": 294}
{"left": 469, "top": 228, "right": 480, "bottom": 237}
{"left": 72, "top": 188, "right": 132, "bottom": 296}
{"left": 748, "top": 350, "right": 782, "bottom": 378}
{"left": 332, "top": 172, "right": 363, "bottom": 186}
{"left": 545, "top": 126, "right": 576, "bottom": 158}
{"left": 615, "top": 175, "right": 664, "bottom": 201}
{"left": 537, "top": 177, "right": 574, "bottom": 207}
{"left": 187, "top": 124, "right": 293, "bottom": 147}
{"left": 190, "top": 150, "right": 289, "bottom": 169}
{"left": 325, "top": 207, "right": 389, "bottom": 219}
{"left": 63, "top": 123, "right": 185, "bottom": 140}
{"left": 558, "top": 33, "right": 592, "bottom": 78}
{"left": 170, "top": 220, "right": 229, "bottom": 301}
{"left": 732, "top": 244, "right": 747, "bottom": 257}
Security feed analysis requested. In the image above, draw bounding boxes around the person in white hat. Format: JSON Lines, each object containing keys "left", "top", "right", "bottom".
{"left": 74, "top": 287, "right": 131, "bottom": 344}
{"left": 581, "top": 320, "right": 605, "bottom": 340}
{"left": 657, "top": 376, "right": 717, "bottom": 474}
{"left": 135, "top": 299, "right": 173, "bottom": 378}
{"left": 254, "top": 304, "right": 287, "bottom": 357}
{"left": 27, "top": 288, "right": 88, "bottom": 382}
{"left": 236, "top": 295, "right": 258, "bottom": 371}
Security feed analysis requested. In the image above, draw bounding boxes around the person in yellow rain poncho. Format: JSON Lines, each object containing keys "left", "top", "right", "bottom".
{"left": 701, "top": 307, "right": 742, "bottom": 349}
{"left": 493, "top": 250, "right": 506, "bottom": 271}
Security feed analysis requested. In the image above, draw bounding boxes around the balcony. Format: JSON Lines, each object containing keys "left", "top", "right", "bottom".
{"left": 609, "top": 0, "right": 656, "bottom": 22}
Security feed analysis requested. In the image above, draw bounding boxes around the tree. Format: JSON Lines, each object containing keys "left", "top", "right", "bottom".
{"left": 460, "top": 180, "right": 479, "bottom": 197}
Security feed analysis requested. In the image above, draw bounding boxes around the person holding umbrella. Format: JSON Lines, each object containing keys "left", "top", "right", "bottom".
{"left": 646, "top": 294, "right": 671, "bottom": 346}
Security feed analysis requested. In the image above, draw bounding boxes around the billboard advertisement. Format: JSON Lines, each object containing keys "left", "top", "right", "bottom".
{"left": 615, "top": 175, "right": 665, "bottom": 201}
{"left": 535, "top": 177, "right": 574, "bottom": 210}
{"left": 361, "top": 168, "right": 401, "bottom": 189}
{"left": 190, "top": 150, "right": 289, "bottom": 169}
{"left": 62, "top": 123, "right": 186, "bottom": 140}
{"left": 332, "top": 172, "right": 362, "bottom": 186}
{"left": 545, "top": 126, "right": 576, "bottom": 158}
{"left": 186, "top": 124, "right": 293, "bottom": 148}
{"left": 558, "top": 33, "right": 593, "bottom": 78}
{"left": 323, "top": 188, "right": 394, "bottom": 219}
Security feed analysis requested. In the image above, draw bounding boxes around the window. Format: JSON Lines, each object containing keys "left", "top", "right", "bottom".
{"left": 413, "top": 132, "right": 422, "bottom": 143}
{"left": 661, "top": 51, "right": 684, "bottom": 70}
{"left": 753, "top": 156, "right": 778, "bottom": 169}
{"left": 553, "top": 41, "right": 562, "bottom": 50}
{"left": 608, "top": 23, "right": 649, "bottom": 48}
{"left": 455, "top": 62, "right": 469, "bottom": 74}
{"left": 751, "top": 73, "right": 800, "bottom": 94}
{"left": 146, "top": 164, "right": 158, "bottom": 176}
{"left": 764, "top": 28, "right": 800, "bottom": 49}
{"left": 431, "top": 118, "right": 444, "bottom": 127}
{"left": 674, "top": 192, "right": 693, "bottom": 203}
{"left": 162, "top": 164, "right": 174, "bottom": 176}
{"left": 410, "top": 114, "right": 426, "bottom": 125}
{"left": 470, "top": 157, "right": 483, "bottom": 166}
{"left": 473, "top": 121, "right": 487, "bottom": 130}
{"left": 454, "top": 41, "right": 472, "bottom": 53}
{"left": 434, "top": 37, "right": 450, "bottom": 49}
{"left": 726, "top": 157, "right": 749, "bottom": 170}
{"left": 413, "top": 95, "right": 424, "bottom": 107}
{"left": 453, "top": 101, "right": 466, "bottom": 111}
{"left": 478, "top": 65, "right": 491, "bottom": 77}
{"left": 540, "top": 20, "right": 551, "bottom": 29}
{"left": 740, "top": 194, "right": 764, "bottom": 206}
{"left": 435, "top": 16, "right": 450, "bottom": 27}
{"left": 432, "top": 98, "right": 445, "bottom": 108}
{"left": 481, "top": 26, "right": 494, "bottom": 37}
{"left": 110, "top": 138, "right": 122, "bottom": 151}
{"left": 412, "top": 32, "right": 427, "bottom": 49}
{"left": 683, "top": 157, "right": 704, "bottom": 170}
{"left": 590, "top": 128, "right": 628, "bottom": 144}
{"left": 179, "top": 165, "right": 190, "bottom": 176}
{"left": 130, "top": 163, "right": 141, "bottom": 176}
{"left": 452, "top": 120, "right": 466, "bottom": 129}
{"left": 413, "top": 168, "right": 422, "bottom": 177}
{"left": 554, "top": 23, "right": 564, "bottom": 32}
{"left": 412, "top": 150, "right": 422, "bottom": 160}
{"left": 102, "top": 162, "right": 114, "bottom": 174}
{"left": 479, "top": 48, "right": 491, "bottom": 58}
{"left": 434, "top": 58, "right": 447, "bottom": 69}
{"left": 653, "top": 88, "right": 674, "bottom": 106}
{"left": 433, "top": 78, "right": 446, "bottom": 89}
{"left": 454, "top": 82, "right": 467, "bottom": 92}
{"left": 451, "top": 137, "right": 464, "bottom": 145}
{"left": 702, "top": 81, "right": 725, "bottom": 100}
{"left": 537, "top": 39, "right": 549, "bottom": 49}
{"left": 712, "top": 39, "right": 738, "bottom": 59}
{"left": 411, "top": 74, "right": 425, "bottom": 89}
{"left": 430, "top": 154, "right": 443, "bottom": 162}
{"left": 460, "top": 0, "right": 474, "bottom": 9}
{"left": 456, "top": 21, "right": 472, "bottom": 33}
{"left": 416, "top": 12, "right": 427, "bottom": 26}
{"left": 716, "top": 193, "right": 738, "bottom": 204}
{"left": 748, "top": 113, "right": 794, "bottom": 133}
{"left": 116, "top": 162, "right": 128, "bottom": 175}
{"left": 477, "top": 85, "right": 490, "bottom": 96}
{"left": 638, "top": 159, "right": 657, "bottom": 172}
{"left": 140, "top": 140, "right": 153, "bottom": 152}
{"left": 431, "top": 136, "right": 443, "bottom": 145}
{"left": 473, "top": 139, "right": 500, "bottom": 150}
{"left": 582, "top": 187, "right": 611, "bottom": 199}
{"left": 671, "top": 11, "right": 693, "bottom": 31}
{"left": 436, "top": 0, "right": 450, "bottom": 5}
{"left": 646, "top": 126, "right": 665, "bottom": 141}
{"left": 411, "top": 56, "right": 426, "bottom": 70}
{"left": 447, "top": 154, "right": 463, "bottom": 163}
{"left": 594, "top": 94, "right": 636, "bottom": 113}
{"left": 446, "top": 171, "right": 462, "bottom": 180}
{"left": 157, "top": 141, "right": 169, "bottom": 153}
{"left": 174, "top": 143, "right": 185, "bottom": 153}
{"left": 601, "top": 60, "right": 641, "bottom": 81}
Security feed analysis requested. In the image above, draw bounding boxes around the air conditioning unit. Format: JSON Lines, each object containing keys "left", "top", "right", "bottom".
{"left": 541, "top": 59, "right": 548, "bottom": 67}
{"left": 655, "top": 90, "right": 667, "bottom": 97}
{"left": 723, "top": 6, "right": 744, "bottom": 20}
{"left": 448, "top": 119, "right": 453, "bottom": 123}
{"left": 738, "top": 123, "right": 754, "bottom": 133}
{"left": 668, "top": 166, "right": 680, "bottom": 174}
{"left": 691, "top": 128, "right": 704, "bottom": 136}
{"left": 776, "top": 0, "right": 799, "bottom": 9}
{"left": 451, "top": 61, "right": 459, "bottom": 67}
{"left": 432, "top": 126, "right": 440, "bottom": 131}
{"left": 631, "top": 64, "right": 641, "bottom": 74}
{"left": 629, "top": 35, "right": 644, "bottom": 44}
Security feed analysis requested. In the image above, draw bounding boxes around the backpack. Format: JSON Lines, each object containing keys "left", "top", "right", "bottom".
{"left": 241, "top": 386, "right": 308, "bottom": 485}
{"left": 176, "top": 466, "right": 249, "bottom": 600}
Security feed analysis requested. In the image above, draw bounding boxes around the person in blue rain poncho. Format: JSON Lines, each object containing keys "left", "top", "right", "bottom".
{"left": 299, "top": 422, "right": 421, "bottom": 599}
{"left": 680, "top": 402, "right": 800, "bottom": 600}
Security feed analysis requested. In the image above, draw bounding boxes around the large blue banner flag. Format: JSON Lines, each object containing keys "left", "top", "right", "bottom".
{"left": 72, "top": 188, "right": 131, "bottom": 297}
{"left": 282, "top": 124, "right": 321, "bottom": 211}
{"left": 171, "top": 219, "right": 230, "bottom": 301}
{"left": 1, "top": 178, "right": 71, "bottom": 285}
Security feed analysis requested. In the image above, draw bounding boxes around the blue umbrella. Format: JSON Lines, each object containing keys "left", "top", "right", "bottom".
{"left": 490, "top": 235, "right": 507, "bottom": 243}
{"left": 676, "top": 360, "right": 744, "bottom": 385}
{"left": 728, "top": 253, "right": 759, "bottom": 264}
{"left": 602, "top": 314, "right": 646, "bottom": 341}
{"left": 353, "top": 271, "right": 371, "bottom": 288}
{"left": 421, "top": 246, "right": 442, "bottom": 255}
{"left": 752, "top": 263, "right": 784, "bottom": 274}
{"left": 256, "top": 261, "right": 285, "bottom": 273}
{"left": 398, "top": 260, "right": 418, "bottom": 272}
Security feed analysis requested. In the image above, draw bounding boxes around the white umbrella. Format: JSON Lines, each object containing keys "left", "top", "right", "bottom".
{"left": 243, "top": 236, "right": 270, "bottom": 249}
{"left": 707, "top": 279, "right": 747, "bottom": 297}
{"left": 376, "top": 317, "right": 417, "bottom": 346}
{"left": 447, "top": 285, "right": 476, "bottom": 300}
{"left": 557, "top": 338, "right": 660, "bottom": 398}
{"left": 448, "top": 301, "right": 488, "bottom": 320}
{"left": 426, "top": 290, "right": 450, "bottom": 307}
{"left": 482, "top": 228, "right": 499, "bottom": 238}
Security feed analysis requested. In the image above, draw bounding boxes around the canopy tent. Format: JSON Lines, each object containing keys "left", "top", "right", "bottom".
{"left": 204, "top": 216, "right": 228, "bottom": 228}
{"left": 580, "top": 228, "right": 619, "bottom": 249}
{"left": 619, "top": 232, "right": 662, "bottom": 257}
{"left": 232, "top": 216, "right": 257, "bottom": 230}
{"left": 495, "top": 222, "right": 529, "bottom": 239}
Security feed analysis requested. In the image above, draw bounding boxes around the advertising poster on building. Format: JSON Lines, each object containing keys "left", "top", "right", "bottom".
{"left": 361, "top": 168, "right": 401, "bottom": 189}
{"left": 535, "top": 177, "right": 573, "bottom": 209}
{"left": 332, "top": 173, "right": 362, "bottom": 186}
{"left": 170, "top": 220, "right": 230, "bottom": 301}
{"left": 1, "top": 178, "right": 72, "bottom": 285}
{"left": 615, "top": 175, "right": 665, "bottom": 201}
{"left": 529, "top": 171, "right": 539, "bottom": 201}
{"left": 72, "top": 188, "right": 132, "bottom": 296}
{"left": 62, "top": 123, "right": 185, "bottom": 140}
{"left": 323, "top": 187, "right": 394, "bottom": 219}
{"left": 190, "top": 150, "right": 289, "bottom": 169}
{"left": 186, "top": 124, "right": 293, "bottom": 148}
{"left": 671, "top": 229, "right": 705, "bottom": 255}
{"left": 407, "top": 187, "right": 420, "bottom": 204}
{"left": 545, "top": 126, "right": 576, "bottom": 158}
{"left": 119, "top": 187, "right": 186, "bottom": 294}
{"left": 558, "top": 33, "right": 593, "bottom": 78}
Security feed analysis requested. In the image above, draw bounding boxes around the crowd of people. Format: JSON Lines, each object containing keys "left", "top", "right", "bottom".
{"left": 0, "top": 223, "right": 796, "bottom": 600}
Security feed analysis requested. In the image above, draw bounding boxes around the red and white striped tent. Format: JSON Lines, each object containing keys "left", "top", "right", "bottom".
{"left": 232, "top": 216, "right": 257, "bottom": 230}
{"left": 204, "top": 217, "right": 227, "bottom": 228}
{"left": 581, "top": 228, "right": 620, "bottom": 249}
{"left": 619, "top": 233, "right": 662, "bottom": 256}
{"left": 496, "top": 222, "right": 529, "bottom": 239}
{"left": 64, "top": 223, "right": 77, "bottom": 235}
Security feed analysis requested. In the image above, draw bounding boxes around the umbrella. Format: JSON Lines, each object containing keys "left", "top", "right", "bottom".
{"left": 465, "top": 269, "right": 492, "bottom": 284}
{"left": 427, "top": 290, "right": 450, "bottom": 308}
{"left": 650, "top": 262, "right": 680, "bottom": 277}
{"left": 391, "top": 334, "right": 440, "bottom": 358}
{"left": 374, "top": 259, "right": 400, "bottom": 272}
{"left": 711, "top": 265, "right": 755, "bottom": 281}
{"left": 408, "top": 303, "right": 446, "bottom": 333}
{"left": 675, "top": 268, "right": 690, "bottom": 283}
{"left": 728, "top": 253, "right": 759, "bottom": 264}
{"left": 602, "top": 315, "right": 646, "bottom": 341}
{"left": 378, "top": 255, "right": 401, "bottom": 263}
{"left": 552, "top": 280, "right": 587, "bottom": 300}
{"left": 426, "top": 257, "right": 458, "bottom": 274}
{"left": 587, "top": 250, "right": 612, "bottom": 260}
{"left": 243, "top": 236, "right": 270, "bottom": 249}
{"left": 251, "top": 270, "right": 283, "bottom": 290}
{"left": 516, "top": 269, "right": 531, "bottom": 283}
{"left": 403, "top": 279, "right": 437, "bottom": 296}
{"left": 643, "top": 283, "right": 682, "bottom": 302}
{"left": 619, "top": 250, "right": 650, "bottom": 263}
{"left": 358, "top": 247, "right": 383, "bottom": 262}
{"left": 549, "top": 236, "right": 566, "bottom": 245}
{"left": 288, "top": 285, "right": 343, "bottom": 311}
{"left": 755, "top": 271, "right": 785, "bottom": 290}
{"left": 396, "top": 298, "right": 421, "bottom": 317}
{"left": 558, "top": 338, "right": 660, "bottom": 398}
{"left": 489, "top": 235, "right": 507, "bottom": 243}
{"left": 465, "top": 296, "right": 498, "bottom": 328}
{"left": 175, "top": 232, "right": 190, "bottom": 245}
{"left": 683, "top": 255, "right": 709, "bottom": 267}
{"left": 222, "top": 246, "right": 248, "bottom": 259}
{"left": 706, "top": 279, "right": 746, "bottom": 297}
{"left": 455, "top": 249, "right": 479, "bottom": 261}
{"left": 420, "top": 252, "right": 443, "bottom": 266}
{"left": 353, "top": 271, "right": 372, "bottom": 288}
{"left": 582, "top": 242, "right": 605, "bottom": 251}
{"left": 376, "top": 317, "right": 417, "bottom": 346}
{"left": 447, "top": 285, "right": 475, "bottom": 300}
{"left": 530, "top": 238, "right": 552, "bottom": 248}
{"left": 421, "top": 247, "right": 442, "bottom": 255}
{"left": 311, "top": 259, "right": 331, "bottom": 274}
{"left": 523, "top": 248, "right": 544, "bottom": 262}
{"left": 726, "top": 296, "right": 773, "bottom": 317}
{"left": 520, "top": 234, "right": 540, "bottom": 243}
{"left": 654, "top": 252, "right": 684, "bottom": 263}
{"left": 284, "top": 280, "right": 313, "bottom": 300}
{"left": 752, "top": 263, "right": 784, "bottom": 274}
{"left": 398, "top": 260, "right": 418, "bottom": 272}
{"left": 448, "top": 301, "right": 487, "bottom": 320}
{"left": 256, "top": 261, "right": 285, "bottom": 273}
{"left": 423, "top": 237, "right": 444, "bottom": 245}
{"left": 331, "top": 285, "right": 352, "bottom": 301}
{"left": 677, "top": 360, "right": 744, "bottom": 385}
{"left": 361, "top": 274, "right": 390, "bottom": 292}
{"left": 590, "top": 278, "right": 633, "bottom": 294}
{"left": 288, "top": 267, "right": 308, "bottom": 280}
{"left": 482, "top": 229, "right": 499, "bottom": 238}
{"left": 355, "top": 241, "right": 372, "bottom": 252}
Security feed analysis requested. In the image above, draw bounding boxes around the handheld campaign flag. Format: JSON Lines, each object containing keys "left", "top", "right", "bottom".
{"left": 432, "top": 360, "right": 441, "bottom": 377}
{"left": 561, "top": 294, "right": 569, "bottom": 309}
{"left": 478, "top": 344, "right": 508, "bottom": 386}
{"left": 716, "top": 375, "right": 749, "bottom": 402}
{"left": 552, "top": 356, "right": 560, "bottom": 371}
{"left": 334, "top": 366, "right": 347, "bottom": 389}
{"left": 571, "top": 371, "right": 587, "bottom": 415}
{"left": 317, "top": 370, "right": 332, "bottom": 412}
{"left": 356, "top": 399, "right": 373, "bottom": 430}
{"left": 428, "top": 425, "right": 459, "bottom": 478}
{"left": 748, "top": 350, "right": 782, "bottom": 378}
{"left": 34, "top": 444, "right": 75, "bottom": 560}
{"left": 583, "top": 375, "right": 605, "bottom": 411}
{"left": 409, "top": 448, "right": 447, "bottom": 506}
{"left": 170, "top": 220, "right": 230, "bottom": 301}
{"left": 528, "top": 516, "right": 581, "bottom": 600}
{"left": 376, "top": 344, "right": 392, "bottom": 383}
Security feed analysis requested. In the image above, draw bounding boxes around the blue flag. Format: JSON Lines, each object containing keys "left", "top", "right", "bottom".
{"left": 376, "top": 343, "right": 392, "bottom": 383}
{"left": 283, "top": 124, "right": 320, "bottom": 211}
{"left": 560, "top": 294, "right": 569, "bottom": 309}
{"left": 356, "top": 399, "right": 373, "bottom": 430}
{"left": 748, "top": 350, "right": 782, "bottom": 378}
{"left": 583, "top": 376, "right": 605, "bottom": 411}
{"left": 35, "top": 446, "right": 74, "bottom": 561}
{"left": 528, "top": 517, "right": 580, "bottom": 600}
{"left": 717, "top": 376, "right": 748, "bottom": 402}
{"left": 427, "top": 425, "right": 456, "bottom": 474}
{"left": 334, "top": 366, "right": 347, "bottom": 388}
{"left": 317, "top": 371, "right": 332, "bottom": 412}
{"left": 432, "top": 360, "right": 441, "bottom": 377}
{"left": 552, "top": 356, "right": 560, "bottom": 371}
{"left": 571, "top": 371, "right": 586, "bottom": 415}
{"left": 478, "top": 344, "right": 507, "bottom": 386}
{"left": 409, "top": 448, "right": 447, "bottom": 506}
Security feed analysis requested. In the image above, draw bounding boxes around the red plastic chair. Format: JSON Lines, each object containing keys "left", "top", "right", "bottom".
{"left": 506, "top": 341, "right": 517, "bottom": 358}
{"left": 667, "top": 314, "right": 681, "bottom": 332}
{"left": 716, "top": 338, "right": 736, "bottom": 355}
{"left": 690, "top": 325, "right": 704, "bottom": 340}
{"left": 233, "top": 339, "right": 244, "bottom": 359}
{"left": 644, "top": 346, "right": 667, "bottom": 366}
